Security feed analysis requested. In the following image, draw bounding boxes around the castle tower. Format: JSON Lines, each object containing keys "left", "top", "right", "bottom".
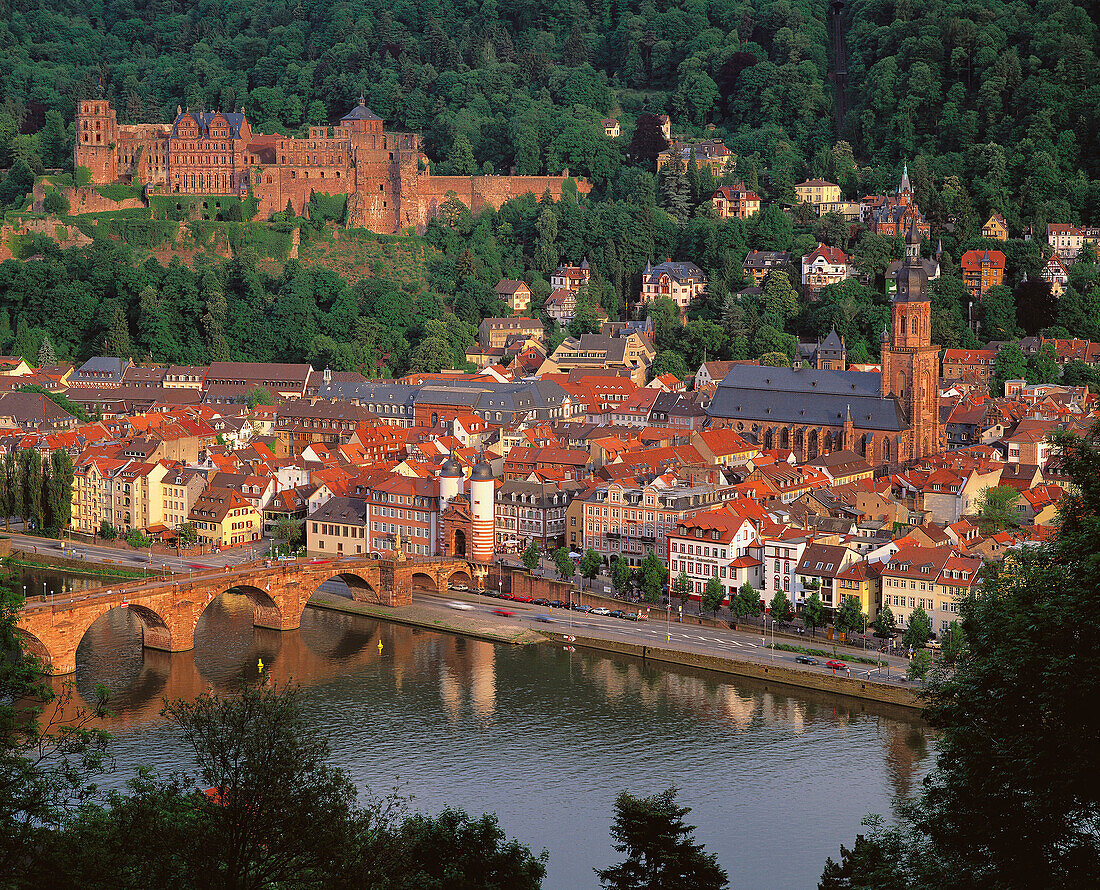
{"left": 439, "top": 457, "right": 464, "bottom": 508}
{"left": 469, "top": 460, "right": 496, "bottom": 563}
{"left": 880, "top": 223, "right": 940, "bottom": 463}
{"left": 75, "top": 100, "right": 119, "bottom": 185}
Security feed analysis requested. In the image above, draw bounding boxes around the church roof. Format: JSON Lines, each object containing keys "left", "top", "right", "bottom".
{"left": 707, "top": 366, "right": 906, "bottom": 432}
{"left": 341, "top": 96, "right": 382, "bottom": 122}
{"left": 820, "top": 329, "right": 844, "bottom": 350}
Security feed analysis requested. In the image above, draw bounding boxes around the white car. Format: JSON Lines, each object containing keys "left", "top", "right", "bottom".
{"left": 590, "top": 607, "right": 611, "bottom": 616}
{"left": 446, "top": 601, "right": 475, "bottom": 611}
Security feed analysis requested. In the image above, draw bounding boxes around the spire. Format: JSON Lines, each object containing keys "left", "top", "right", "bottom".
{"left": 899, "top": 163, "right": 912, "bottom": 195}
{"left": 905, "top": 220, "right": 921, "bottom": 260}
{"left": 358, "top": 94, "right": 366, "bottom": 106}
{"left": 936, "top": 238, "right": 943, "bottom": 259}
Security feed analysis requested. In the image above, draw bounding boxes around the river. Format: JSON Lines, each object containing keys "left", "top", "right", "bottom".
{"left": 39, "top": 585, "right": 931, "bottom": 890}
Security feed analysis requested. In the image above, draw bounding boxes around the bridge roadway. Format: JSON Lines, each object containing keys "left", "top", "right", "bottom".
{"left": 17, "top": 555, "right": 483, "bottom": 675}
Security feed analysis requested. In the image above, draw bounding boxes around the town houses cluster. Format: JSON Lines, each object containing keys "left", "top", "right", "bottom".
{"left": 0, "top": 301, "right": 1089, "bottom": 635}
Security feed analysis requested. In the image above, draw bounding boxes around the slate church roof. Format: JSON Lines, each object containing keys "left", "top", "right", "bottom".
{"left": 706, "top": 366, "right": 905, "bottom": 432}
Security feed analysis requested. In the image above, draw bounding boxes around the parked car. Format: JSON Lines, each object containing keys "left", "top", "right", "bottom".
{"left": 795, "top": 655, "right": 818, "bottom": 665}
{"left": 609, "top": 610, "right": 626, "bottom": 619}
{"left": 512, "top": 595, "right": 533, "bottom": 603}
{"left": 533, "top": 598, "right": 551, "bottom": 607}
{"left": 825, "top": 660, "right": 847, "bottom": 671}
{"left": 572, "top": 604, "right": 591, "bottom": 613}
{"left": 590, "top": 607, "right": 611, "bottom": 616}
{"left": 549, "top": 600, "right": 568, "bottom": 609}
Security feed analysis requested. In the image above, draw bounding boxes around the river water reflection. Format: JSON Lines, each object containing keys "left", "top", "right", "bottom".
{"left": 57, "top": 593, "right": 932, "bottom": 889}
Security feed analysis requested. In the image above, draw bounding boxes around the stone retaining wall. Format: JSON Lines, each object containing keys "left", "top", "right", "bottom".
{"left": 565, "top": 634, "right": 923, "bottom": 711}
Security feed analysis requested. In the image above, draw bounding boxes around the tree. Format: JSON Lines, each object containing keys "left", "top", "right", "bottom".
{"left": 596, "top": 787, "right": 728, "bottom": 890}
{"left": 907, "top": 649, "right": 932, "bottom": 682}
{"left": 580, "top": 547, "right": 602, "bottom": 588}
{"left": 873, "top": 602, "right": 896, "bottom": 639}
{"left": 272, "top": 516, "right": 302, "bottom": 552}
{"left": 734, "top": 582, "right": 761, "bottom": 620}
{"left": 449, "top": 134, "right": 476, "bottom": 176}
{"left": 1027, "top": 342, "right": 1060, "bottom": 384}
{"left": 126, "top": 529, "right": 153, "bottom": 551}
{"left": 553, "top": 546, "right": 575, "bottom": 581}
{"left": 940, "top": 620, "right": 965, "bottom": 667}
{"left": 975, "top": 484, "right": 1021, "bottom": 533}
{"left": 611, "top": 558, "right": 632, "bottom": 597}
{"left": 835, "top": 596, "right": 865, "bottom": 639}
{"left": 672, "top": 570, "right": 692, "bottom": 608}
{"left": 36, "top": 335, "right": 56, "bottom": 368}
{"left": 103, "top": 305, "right": 132, "bottom": 359}
{"left": 759, "top": 351, "right": 790, "bottom": 367}
{"left": 98, "top": 521, "right": 118, "bottom": 540}
{"left": 803, "top": 591, "right": 825, "bottom": 638}
{"left": 160, "top": 685, "right": 362, "bottom": 890}
{"left": 385, "top": 808, "right": 547, "bottom": 890}
{"left": 637, "top": 553, "right": 666, "bottom": 604}
{"left": 177, "top": 522, "right": 198, "bottom": 545}
{"left": 902, "top": 606, "right": 931, "bottom": 651}
{"left": 521, "top": 542, "right": 540, "bottom": 572}
{"left": 761, "top": 270, "right": 799, "bottom": 328}
{"left": 769, "top": 590, "right": 794, "bottom": 627}
{"left": 16, "top": 449, "right": 42, "bottom": 531}
{"left": 627, "top": 114, "right": 670, "bottom": 168}
{"left": 0, "top": 581, "right": 110, "bottom": 879}
{"left": 246, "top": 387, "right": 276, "bottom": 409}
{"left": 702, "top": 577, "right": 726, "bottom": 616}
{"left": 989, "top": 342, "right": 1028, "bottom": 397}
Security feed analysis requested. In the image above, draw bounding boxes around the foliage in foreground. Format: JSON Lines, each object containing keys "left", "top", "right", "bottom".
{"left": 820, "top": 427, "right": 1100, "bottom": 889}
{"left": 0, "top": 651, "right": 547, "bottom": 890}
{"left": 596, "top": 787, "right": 728, "bottom": 890}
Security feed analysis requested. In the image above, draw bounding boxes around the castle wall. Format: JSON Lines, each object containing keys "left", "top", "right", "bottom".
{"left": 76, "top": 100, "right": 591, "bottom": 235}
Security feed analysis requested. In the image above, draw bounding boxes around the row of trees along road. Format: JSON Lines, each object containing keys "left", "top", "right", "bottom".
{"left": 0, "top": 449, "right": 74, "bottom": 536}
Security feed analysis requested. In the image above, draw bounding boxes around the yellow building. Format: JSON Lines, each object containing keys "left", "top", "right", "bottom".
{"left": 188, "top": 487, "right": 262, "bottom": 549}
{"left": 834, "top": 559, "right": 883, "bottom": 621}
{"left": 982, "top": 213, "right": 1009, "bottom": 241}
{"left": 795, "top": 179, "right": 841, "bottom": 210}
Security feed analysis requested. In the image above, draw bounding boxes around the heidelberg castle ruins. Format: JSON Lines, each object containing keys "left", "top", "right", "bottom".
{"left": 75, "top": 97, "right": 588, "bottom": 232}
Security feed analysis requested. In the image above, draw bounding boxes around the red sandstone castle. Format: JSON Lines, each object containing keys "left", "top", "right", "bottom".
{"left": 75, "top": 98, "right": 587, "bottom": 231}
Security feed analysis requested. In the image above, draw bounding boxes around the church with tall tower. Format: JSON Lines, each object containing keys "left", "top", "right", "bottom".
{"left": 706, "top": 223, "right": 941, "bottom": 469}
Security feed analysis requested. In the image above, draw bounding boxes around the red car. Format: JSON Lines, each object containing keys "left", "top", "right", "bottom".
{"left": 511, "top": 595, "right": 532, "bottom": 603}
{"left": 490, "top": 609, "right": 515, "bottom": 617}
{"left": 826, "top": 660, "right": 847, "bottom": 671}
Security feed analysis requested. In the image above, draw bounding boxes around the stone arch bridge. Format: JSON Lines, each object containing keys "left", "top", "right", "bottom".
{"left": 17, "top": 556, "right": 484, "bottom": 675}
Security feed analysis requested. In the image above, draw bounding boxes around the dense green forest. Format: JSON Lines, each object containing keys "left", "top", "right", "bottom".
{"left": 0, "top": 0, "right": 1099, "bottom": 376}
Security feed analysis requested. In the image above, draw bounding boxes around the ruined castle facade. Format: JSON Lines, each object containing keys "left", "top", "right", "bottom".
{"left": 75, "top": 98, "right": 587, "bottom": 232}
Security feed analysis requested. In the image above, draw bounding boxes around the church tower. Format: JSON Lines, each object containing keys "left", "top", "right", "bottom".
{"left": 880, "top": 223, "right": 940, "bottom": 462}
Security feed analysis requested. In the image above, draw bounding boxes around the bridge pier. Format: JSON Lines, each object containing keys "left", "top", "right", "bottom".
{"left": 254, "top": 582, "right": 303, "bottom": 632}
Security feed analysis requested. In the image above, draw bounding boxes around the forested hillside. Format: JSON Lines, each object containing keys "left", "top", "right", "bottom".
{"left": 0, "top": 0, "right": 1098, "bottom": 378}
{"left": 843, "top": 0, "right": 1100, "bottom": 233}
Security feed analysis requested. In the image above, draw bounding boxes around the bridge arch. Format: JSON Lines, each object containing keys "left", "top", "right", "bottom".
{"left": 410, "top": 571, "right": 439, "bottom": 592}
{"left": 16, "top": 628, "right": 52, "bottom": 668}
{"left": 311, "top": 571, "right": 384, "bottom": 607}
{"left": 444, "top": 567, "right": 473, "bottom": 589}
{"left": 200, "top": 584, "right": 286, "bottom": 631}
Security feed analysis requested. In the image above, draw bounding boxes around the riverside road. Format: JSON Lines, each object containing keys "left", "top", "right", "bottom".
{"left": 400, "top": 586, "right": 917, "bottom": 688}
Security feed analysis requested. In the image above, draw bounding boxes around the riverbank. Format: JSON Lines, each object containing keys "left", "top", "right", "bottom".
{"left": 564, "top": 633, "right": 924, "bottom": 711}
{"left": 308, "top": 592, "right": 545, "bottom": 646}
{"left": 308, "top": 591, "right": 924, "bottom": 712}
